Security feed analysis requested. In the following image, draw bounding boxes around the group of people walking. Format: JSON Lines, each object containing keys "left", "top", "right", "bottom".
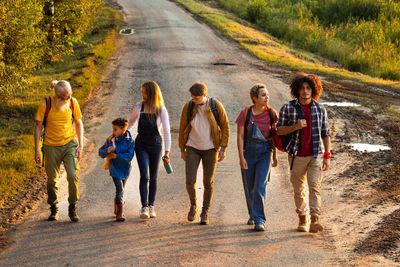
{"left": 34, "top": 72, "right": 330, "bottom": 233}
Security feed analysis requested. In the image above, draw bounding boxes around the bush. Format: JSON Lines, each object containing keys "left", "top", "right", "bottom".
{"left": 247, "top": 0, "right": 266, "bottom": 23}
{"left": 215, "top": 0, "right": 400, "bottom": 80}
{"left": 0, "top": 0, "right": 45, "bottom": 102}
{"left": 312, "top": 0, "right": 381, "bottom": 26}
{"left": 0, "top": 0, "right": 103, "bottom": 103}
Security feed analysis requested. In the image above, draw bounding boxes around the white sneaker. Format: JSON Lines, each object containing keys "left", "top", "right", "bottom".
{"left": 140, "top": 206, "right": 150, "bottom": 219}
{"left": 149, "top": 206, "right": 156, "bottom": 218}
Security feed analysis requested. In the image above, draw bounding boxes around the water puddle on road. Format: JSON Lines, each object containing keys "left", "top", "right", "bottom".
{"left": 119, "top": 28, "right": 135, "bottom": 35}
{"left": 322, "top": 102, "right": 361, "bottom": 107}
{"left": 349, "top": 143, "right": 391, "bottom": 152}
{"left": 212, "top": 62, "right": 237, "bottom": 66}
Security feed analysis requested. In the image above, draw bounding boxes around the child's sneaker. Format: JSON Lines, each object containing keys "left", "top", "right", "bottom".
{"left": 149, "top": 206, "right": 156, "bottom": 218}
{"left": 140, "top": 206, "right": 150, "bottom": 219}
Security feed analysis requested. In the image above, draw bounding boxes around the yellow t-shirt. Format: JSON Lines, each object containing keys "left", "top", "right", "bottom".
{"left": 35, "top": 96, "right": 82, "bottom": 146}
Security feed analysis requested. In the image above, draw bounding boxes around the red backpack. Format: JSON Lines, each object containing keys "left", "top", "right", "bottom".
{"left": 273, "top": 100, "right": 304, "bottom": 153}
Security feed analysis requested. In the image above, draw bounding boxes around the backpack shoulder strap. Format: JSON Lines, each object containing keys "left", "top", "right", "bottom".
{"left": 70, "top": 98, "right": 75, "bottom": 121}
{"left": 290, "top": 100, "right": 303, "bottom": 153}
{"left": 267, "top": 106, "right": 274, "bottom": 138}
{"left": 244, "top": 106, "right": 252, "bottom": 132}
{"left": 210, "top": 98, "right": 221, "bottom": 128}
{"left": 187, "top": 100, "right": 194, "bottom": 125}
{"left": 43, "top": 96, "right": 51, "bottom": 127}
{"left": 290, "top": 99, "right": 304, "bottom": 119}
{"left": 243, "top": 105, "right": 252, "bottom": 149}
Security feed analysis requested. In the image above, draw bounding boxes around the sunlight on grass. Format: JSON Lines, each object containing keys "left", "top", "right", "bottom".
{"left": 174, "top": 0, "right": 400, "bottom": 91}
{"left": 0, "top": 136, "right": 42, "bottom": 208}
{"left": 0, "top": 7, "right": 122, "bottom": 207}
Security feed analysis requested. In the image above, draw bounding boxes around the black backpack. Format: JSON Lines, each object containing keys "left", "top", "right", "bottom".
{"left": 187, "top": 97, "right": 221, "bottom": 128}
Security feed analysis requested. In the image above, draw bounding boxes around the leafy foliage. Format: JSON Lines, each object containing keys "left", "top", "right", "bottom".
{"left": 0, "top": 0, "right": 102, "bottom": 102}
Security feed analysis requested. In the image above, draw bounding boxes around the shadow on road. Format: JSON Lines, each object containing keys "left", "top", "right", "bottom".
{"left": 3, "top": 216, "right": 309, "bottom": 265}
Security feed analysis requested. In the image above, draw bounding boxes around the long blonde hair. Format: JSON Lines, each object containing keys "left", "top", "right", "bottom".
{"left": 142, "top": 81, "right": 164, "bottom": 124}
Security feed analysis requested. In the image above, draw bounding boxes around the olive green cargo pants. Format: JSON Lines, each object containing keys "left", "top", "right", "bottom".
{"left": 43, "top": 139, "right": 79, "bottom": 206}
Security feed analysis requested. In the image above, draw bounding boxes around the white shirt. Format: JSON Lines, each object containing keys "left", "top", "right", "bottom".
{"left": 186, "top": 99, "right": 214, "bottom": 150}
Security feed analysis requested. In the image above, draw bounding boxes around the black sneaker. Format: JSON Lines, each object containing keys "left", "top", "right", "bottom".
{"left": 68, "top": 204, "right": 80, "bottom": 222}
{"left": 48, "top": 205, "right": 59, "bottom": 221}
{"left": 247, "top": 218, "right": 255, "bottom": 225}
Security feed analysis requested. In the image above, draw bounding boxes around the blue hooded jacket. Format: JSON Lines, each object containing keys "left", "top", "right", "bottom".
{"left": 99, "top": 130, "right": 135, "bottom": 179}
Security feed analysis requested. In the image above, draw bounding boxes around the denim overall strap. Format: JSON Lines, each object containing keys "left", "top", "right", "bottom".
{"left": 136, "top": 103, "right": 161, "bottom": 145}
{"left": 242, "top": 119, "right": 273, "bottom": 225}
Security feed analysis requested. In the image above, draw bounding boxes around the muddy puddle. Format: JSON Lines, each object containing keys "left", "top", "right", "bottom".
{"left": 119, "top": 28, "right": 135, "bottom": 35}
{"left": 322, "top": 102, "right": 361, "bottom": 107}
{"left": 349, "top": 143, "right": 391, "bottom": 152}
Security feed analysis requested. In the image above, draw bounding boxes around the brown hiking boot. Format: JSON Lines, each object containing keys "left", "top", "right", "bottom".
{"left": 116, "top": 204, "right": 125, "bottom": 222}
{"left": 297, "top": 214, "right": 307, "bottom": 232}
{"left": 200, "top": 211, "right": 209, "bottom": 225}
{"left": 309, "top": 215, "right": 323, "bottom": 233}
{"left": 68, "top": 204, "right": 80, "bottom": 222}
{"left": 48, "top": 205, "right": 59, "bottom": 221}
{"left": 187, "top": 205, "right": 197, "bottom": 222}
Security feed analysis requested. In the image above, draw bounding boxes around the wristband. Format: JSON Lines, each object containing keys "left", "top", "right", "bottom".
{"left": 323, "top": 152, "right": 331, "bottom": 159}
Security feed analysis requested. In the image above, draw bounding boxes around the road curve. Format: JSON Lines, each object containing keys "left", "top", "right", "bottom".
{"left": 1, "top": 0, "right": 339, "bottom": 266}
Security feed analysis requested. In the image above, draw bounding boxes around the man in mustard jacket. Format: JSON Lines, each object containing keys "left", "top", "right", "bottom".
{"left": 179, "top": 81, "right": 229, "bottom": 225}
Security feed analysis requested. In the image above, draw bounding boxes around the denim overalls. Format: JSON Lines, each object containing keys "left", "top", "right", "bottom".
{"left": 241, "top": 111, "right": 273, "bottom": 225}
{"left": 135, "top": 104, "right": 162, "bottom": 208}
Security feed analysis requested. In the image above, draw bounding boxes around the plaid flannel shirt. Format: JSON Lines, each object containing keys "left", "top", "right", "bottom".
{"left": 276, "top": 100, "right": 330, "bottom": 158}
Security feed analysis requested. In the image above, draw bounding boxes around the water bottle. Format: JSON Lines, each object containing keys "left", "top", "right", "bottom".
{"left": 162, "top": 156, "right": 173, "bottom": 174}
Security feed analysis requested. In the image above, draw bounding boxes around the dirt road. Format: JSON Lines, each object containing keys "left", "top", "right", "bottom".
{"left": 2, "top": 0, "right": 396, "bottom": 265}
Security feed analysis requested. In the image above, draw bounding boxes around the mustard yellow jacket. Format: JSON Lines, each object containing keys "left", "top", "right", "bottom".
{"left": 179, "top": 98, "right": 230, "bottom": 151}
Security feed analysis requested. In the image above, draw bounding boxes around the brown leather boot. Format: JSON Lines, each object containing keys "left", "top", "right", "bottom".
{"left": 48, "top": 205, "right": 59, "bottom": 221}
{"left": 114, "top": 197, "right": 117, "bottom": 215}
{"left": 68, "top": 204, "right": 80, "bottom": 222}
{"left": 309, "top": 215, "right": 323, "bottom": 233}
{"left": 200, "top": 209, "right": 209, "bottom": 225}
{"left": 187, "top": 205, "right": 197, "bottom": 222}
{"left": 297, "top": 214, "right": 307, "bottom": 232}
{"left": 116, "top": 204, "right": 125, "bottom": 222}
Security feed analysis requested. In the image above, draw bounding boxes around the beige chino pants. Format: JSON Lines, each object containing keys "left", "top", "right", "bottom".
{"left": 288, "top": 155, "right": 323, "bottom": 216}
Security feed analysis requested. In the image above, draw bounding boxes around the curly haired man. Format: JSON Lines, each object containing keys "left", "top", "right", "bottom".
{"left": 276, "top": 73, "right": 331, "bottom": 233}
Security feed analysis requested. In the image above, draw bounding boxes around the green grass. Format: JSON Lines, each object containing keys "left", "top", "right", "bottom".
{"left": 0, "top": 7, "right": 122, "bottom": 209}
{"left": 0, "top": 136, "right": 41, "bottom": 208}
{"left": 173, "top": 0, "right": 400, "bottom": 92}
{"left": 216, "top": 0, "right": 400, "bottom": 81}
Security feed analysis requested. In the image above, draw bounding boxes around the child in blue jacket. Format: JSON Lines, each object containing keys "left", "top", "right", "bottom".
{"left": 99, "top": 117, "right": 135, "bottom": 221}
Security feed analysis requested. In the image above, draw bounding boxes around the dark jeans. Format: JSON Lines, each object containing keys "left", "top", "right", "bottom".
{"left": 112, "top": 177, "right": 127, "bottom": 204}
{"left": 135, "top": 142, "right": 162, "bottom": 207}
